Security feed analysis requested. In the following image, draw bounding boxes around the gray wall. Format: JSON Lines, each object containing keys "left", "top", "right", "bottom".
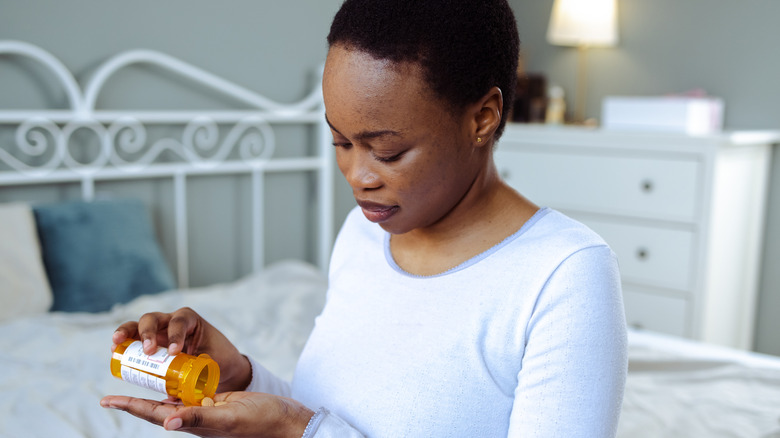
{"left": 1, "top": 0, "right": 340, "bottom": 105}
{"left": 511, "top": 0, "right": 780, "bottom": 355}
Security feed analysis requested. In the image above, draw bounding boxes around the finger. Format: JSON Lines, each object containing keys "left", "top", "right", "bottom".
{"left": 161, "top": 395, "right": 182, "bottom": 405}
{"left": 163, "top": 393, "right": 238, "bottom": 434}
{"left": 166, "top": 307, "right": 199, "bottom": 355}
{"left": 166, "top": 404, "right": 230, "bottom": 434}
{"left": 112, "top": 321, "right": 139, "bottom": 350}
{"left": 137, "top": 312, "right": 172, "bottom": 354}
{"left": 100, "top": 396, "right": 177, "bottom": 427}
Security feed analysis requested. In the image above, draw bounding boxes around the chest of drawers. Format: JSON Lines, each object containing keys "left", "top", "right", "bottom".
{"left": 495, "top": 124, "right": 776, "bottom": 349}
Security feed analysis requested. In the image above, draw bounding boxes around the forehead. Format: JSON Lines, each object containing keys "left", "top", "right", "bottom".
{"left": 323, "top": 45, "right": 423, "bottom": 89}
{"left": 322, "top": 46, "right": 462, "bottom": 137}
{"left": 323, "top": 46, "right": 435, "bottom": 113}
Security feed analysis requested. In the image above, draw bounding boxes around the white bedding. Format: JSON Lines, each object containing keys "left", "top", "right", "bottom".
{"left": 3, "top": 260, "right": 780, "bottom": 438}
{"left": 619, "top": 329, "right": 780, "bottom": 437}
{"left": 0, "top": 260, "right": 327, "bottom": 438}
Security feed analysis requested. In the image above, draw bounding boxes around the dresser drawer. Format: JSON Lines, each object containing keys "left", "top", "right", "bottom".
{"left": 577, "top": 218, "right": 696, "bottom": 292}
{"left": 623, "top": 287, "right": 689, "bottom": 337}
{"left": 495, "top": 149, "right": 702, "bottom": 223}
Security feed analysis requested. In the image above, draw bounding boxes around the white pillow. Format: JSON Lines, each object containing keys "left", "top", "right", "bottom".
{"left": 0, "top": 203, "right": 52, "bottom": 321}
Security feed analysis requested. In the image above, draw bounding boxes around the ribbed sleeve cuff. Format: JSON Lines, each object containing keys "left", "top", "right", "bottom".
{"left": 300, "top": 408, "right": 366, "bottom": 438}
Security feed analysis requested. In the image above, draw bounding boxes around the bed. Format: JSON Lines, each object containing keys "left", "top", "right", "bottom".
{"left": 2, "top": 41, "right": 780, "bottom": 438}
{"left": 0, "top": 260, "right": 327, "bottom": 438}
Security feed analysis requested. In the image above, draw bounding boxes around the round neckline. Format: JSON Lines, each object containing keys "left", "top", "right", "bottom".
{"left": 383, "top": 207, "right": 550, "bottom": 279}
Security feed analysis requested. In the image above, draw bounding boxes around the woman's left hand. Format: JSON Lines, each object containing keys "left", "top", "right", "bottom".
{"left": 100, "top": 391, "right": 314, "bottom": 438}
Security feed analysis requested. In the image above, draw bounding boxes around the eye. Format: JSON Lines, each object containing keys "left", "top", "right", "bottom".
{"left": 332, "top": 141, "right": 352, "bottom": 149}
{"left": 374, "top": 151, "right": 404, "bottom": 163}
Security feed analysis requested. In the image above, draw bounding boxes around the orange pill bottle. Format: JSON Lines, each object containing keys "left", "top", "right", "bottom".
{"left": 110, "top": 339, "right": 220, "bottom": 406}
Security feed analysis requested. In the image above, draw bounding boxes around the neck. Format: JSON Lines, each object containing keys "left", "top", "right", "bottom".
{"left": 389, "top": 159, "right": 537, "bottom": 276}
{"left": 399, "top": 157, "right": 524, "bottom": 246}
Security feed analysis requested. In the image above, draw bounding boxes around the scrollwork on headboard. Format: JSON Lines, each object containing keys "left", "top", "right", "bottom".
{"left": 0, "top": 40, "right": 334, "bottom": 285}
{"left": 4, "top": 113, "right": 277, "bottom": 177}
{"left": 0, "top": 40, "right": 323, "bottom": 181}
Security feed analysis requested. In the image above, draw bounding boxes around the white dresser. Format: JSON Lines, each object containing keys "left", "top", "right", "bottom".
{"left": 495, "top": 124, "right": 777, "bottom": 349}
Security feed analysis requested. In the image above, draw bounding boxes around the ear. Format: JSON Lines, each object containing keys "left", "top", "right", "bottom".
{"left": 468, "top": 86, "right": 503, "bottom": 147}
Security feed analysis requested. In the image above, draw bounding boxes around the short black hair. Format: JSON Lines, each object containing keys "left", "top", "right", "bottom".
{"left": 327, "top": 0, "right": 520, "bottom": 139}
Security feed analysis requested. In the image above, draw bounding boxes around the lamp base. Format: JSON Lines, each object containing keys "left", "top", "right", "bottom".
{"left": 573, "top": 45, "right": 589, "bottom": 124}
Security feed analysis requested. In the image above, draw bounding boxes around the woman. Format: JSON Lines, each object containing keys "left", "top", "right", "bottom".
{"left": 101, "top": 0, "right": 628, "bottom": 436}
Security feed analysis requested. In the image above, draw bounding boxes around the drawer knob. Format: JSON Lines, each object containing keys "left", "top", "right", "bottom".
{"left": 640, "top": 179, "right": 654, "bottom": 193}
{"left": 636, "top": 247, "right": 650, "bottom": 260}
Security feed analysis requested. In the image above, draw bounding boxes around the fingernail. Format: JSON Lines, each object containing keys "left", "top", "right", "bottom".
{"left": 166, "top": 417, "right": 183, "bottom": 431}
{"left": 143, "top": 339, "right": 152, "bottom": 351}
{"left": 167, "top": 343, "right": 178, "bottom": 355}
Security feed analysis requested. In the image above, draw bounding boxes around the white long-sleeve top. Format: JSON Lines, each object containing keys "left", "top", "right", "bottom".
{"left": 248, "top": 207, "right": 627, "bottom": 437}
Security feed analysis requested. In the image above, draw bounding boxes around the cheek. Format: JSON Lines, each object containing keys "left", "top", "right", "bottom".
{"left": 408, "top": 148, "right": 475, "bottom": 206}
{"left": 393, "top": 154, "right": 457, "bottom": 199}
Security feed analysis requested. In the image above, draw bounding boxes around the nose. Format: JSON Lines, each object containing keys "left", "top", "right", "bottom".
{"left": 337, "top": 149, "right": 382, "bottom": 191}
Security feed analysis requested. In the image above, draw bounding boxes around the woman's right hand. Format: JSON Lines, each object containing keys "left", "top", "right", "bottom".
{"left": 112, "top": 307, "right": 252, "bottom": 393}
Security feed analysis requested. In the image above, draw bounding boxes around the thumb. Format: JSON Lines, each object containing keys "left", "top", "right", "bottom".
{"left": 164, "top": 407, "right": 213, "bottom": 432}
{"left": 164, "top": 415, "right": 184, "bottom": 431}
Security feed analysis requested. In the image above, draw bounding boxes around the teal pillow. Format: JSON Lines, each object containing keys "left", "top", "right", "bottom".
{"left": 33, "top": 199, "right": 175, "bottom": 312}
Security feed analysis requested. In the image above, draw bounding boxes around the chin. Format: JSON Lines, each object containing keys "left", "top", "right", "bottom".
{"left": 375, "top": 219, "right": 414, "bottom": 235}
{"left": 377, "top": 222, "right": 403, "bottom": 234}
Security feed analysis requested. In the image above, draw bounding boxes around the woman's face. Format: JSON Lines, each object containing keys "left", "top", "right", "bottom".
{"left": 323, "top": 45, "right": 486, "bottom": 235}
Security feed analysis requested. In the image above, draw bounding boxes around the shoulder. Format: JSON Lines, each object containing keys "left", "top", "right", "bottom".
{"left": 536, "top": 209, "right": 618, "bottom": 281}
{"left": 498, "top": 208, "right": 613, "bottom": 272}
{"left": 524, "top": 208, "right": 608, "bottom": 252}
{"left": 519, "top": 210, "right": 623, "bottom": 317}
{"left": 517, "top": 211, "right": 625, "bottom": 346}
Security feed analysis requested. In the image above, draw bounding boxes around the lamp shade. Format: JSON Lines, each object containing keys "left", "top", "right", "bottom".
{"left": 547, "top": 0, "right": 618, "bottom": 47}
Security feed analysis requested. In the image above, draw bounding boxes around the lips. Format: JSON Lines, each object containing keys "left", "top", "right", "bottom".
{"left": 357, "top": 200, "right": 399, "bottom": 223}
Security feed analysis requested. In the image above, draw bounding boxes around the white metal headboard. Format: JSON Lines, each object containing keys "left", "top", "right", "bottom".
{"left": 0, "top": 40, "right": 333, "bottom": 287}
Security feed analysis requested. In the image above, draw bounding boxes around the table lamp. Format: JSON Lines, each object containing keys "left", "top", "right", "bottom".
{"left": 547, "top": 0, "right": 618, "bottom": 123}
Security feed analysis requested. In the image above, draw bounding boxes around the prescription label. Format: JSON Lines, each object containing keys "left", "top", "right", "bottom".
{"left": 120, "top": 365, "right": 167, "bottom": 394}
{"left": 120, "top": 340, "right": 174, "bottom": 377}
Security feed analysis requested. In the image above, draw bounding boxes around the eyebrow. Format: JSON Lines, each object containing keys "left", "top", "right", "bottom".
{"left": 325, "top": 114, "right": 402, "bottom": 142}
